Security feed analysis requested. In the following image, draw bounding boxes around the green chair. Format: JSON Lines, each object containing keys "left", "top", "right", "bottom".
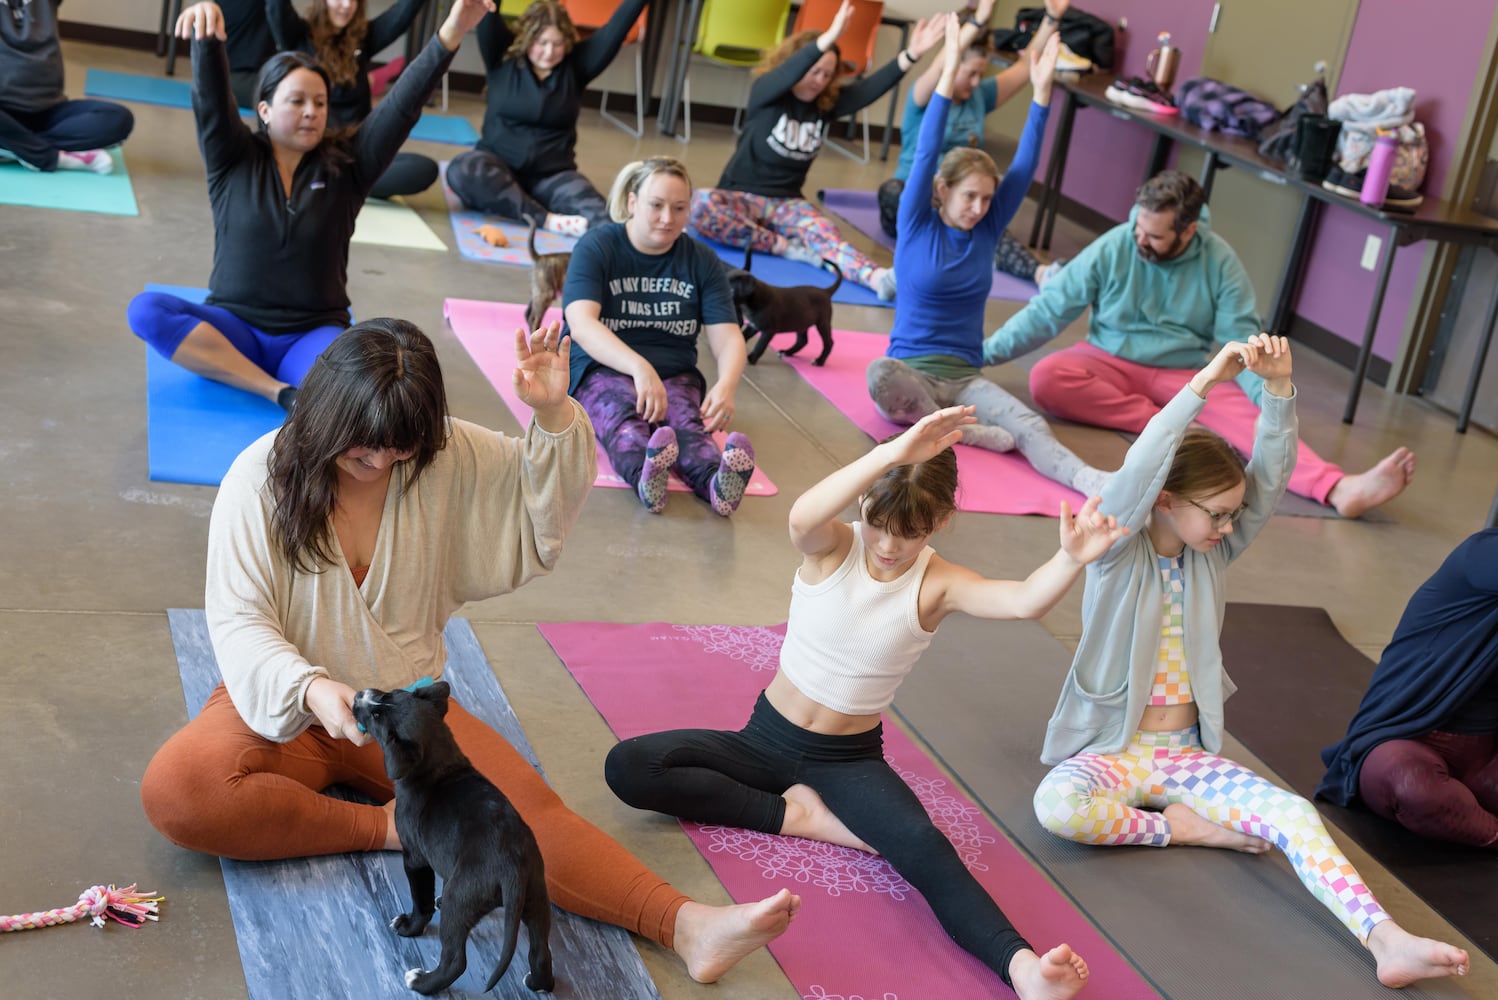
{"left": 499, "top": 0, "right": 532, "bottom": 18}
{"left": 679, "top": 0, "right": 792, "bottom": 143}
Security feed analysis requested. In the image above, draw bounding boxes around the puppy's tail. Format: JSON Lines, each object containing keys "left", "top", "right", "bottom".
{"left": 484, "top": 870, "right": 525, "bottom": 991}
{"left": 819, "top": 258, "right": 843, "bottom": 295}
{"left": 522, "top": 213, "right": 541, "bottom": 264}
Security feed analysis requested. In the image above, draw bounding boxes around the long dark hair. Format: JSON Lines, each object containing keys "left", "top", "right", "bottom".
{"left": 307, "top": 0, "right": 369, "bottom": 88}
{"left": 253, "top": 51, "right": 353, "bottom": 175}
{"left": 268, "top": 319, "right": 451, "bottom": 572}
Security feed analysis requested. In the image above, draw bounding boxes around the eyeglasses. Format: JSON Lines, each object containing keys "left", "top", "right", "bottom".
{"left": 1184, "top": 497, "right": 1249, "bottom": 528}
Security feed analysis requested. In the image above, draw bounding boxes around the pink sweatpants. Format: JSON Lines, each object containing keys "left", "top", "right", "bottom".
{"left": 1030, "top": 342, "right": 1344, "bottom": 504}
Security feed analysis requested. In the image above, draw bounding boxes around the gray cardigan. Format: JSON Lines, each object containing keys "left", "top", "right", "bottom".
{"left": 1040, "top": 384, "right": 1299, "bottom": 764}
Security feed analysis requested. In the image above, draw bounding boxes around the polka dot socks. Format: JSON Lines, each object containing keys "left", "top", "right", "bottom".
{"left": 709, "top": 432, "right": 755, "bottom": 517}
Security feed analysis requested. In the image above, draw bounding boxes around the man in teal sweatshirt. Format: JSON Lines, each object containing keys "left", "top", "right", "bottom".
{"left": 982, "top": 170, "right": 1414, "bottom": 518}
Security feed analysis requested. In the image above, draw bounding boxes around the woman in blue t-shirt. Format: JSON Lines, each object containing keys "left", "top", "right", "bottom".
{"left": 562, "top": 156, "right": 756, "bottom": 516}
{"left": 868, "top": 17, "right": 1108, "bottom": 499}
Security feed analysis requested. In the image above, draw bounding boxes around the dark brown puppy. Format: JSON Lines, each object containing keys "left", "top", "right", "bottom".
{"left": 727, "top": 257, "right": 843, "bottom": 366}
{"left": 523, "top": 214, "right": 572, "bottom": 333}
{"left": 353, "top": 682, "right": 555, "bottom": 996}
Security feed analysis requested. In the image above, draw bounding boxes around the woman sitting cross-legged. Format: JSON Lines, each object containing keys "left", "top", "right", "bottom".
{"left": 140, "top": 317, "right": 801, "bottom": 985}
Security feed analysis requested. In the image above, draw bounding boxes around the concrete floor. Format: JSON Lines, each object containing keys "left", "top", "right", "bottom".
{"left": 4, "top": 38, "right": 1497, "bottom": 1000}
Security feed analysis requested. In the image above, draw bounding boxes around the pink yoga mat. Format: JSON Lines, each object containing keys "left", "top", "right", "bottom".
{"left": 540, "top": 620, "right": 1156, "bottom": 1000}
{"left": 444, "top": 298, "right": 777, "bottom": 498}
{"left": 786, "top": 329, "right": 1081, "bottom": 516}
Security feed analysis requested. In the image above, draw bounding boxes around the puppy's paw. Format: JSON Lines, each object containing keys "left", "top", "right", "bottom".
{"left": 525, "top": 970, "right": 556, "bottom": 993}
{"left": 404, "top": 967, "right": 428, "bottom": 989}
{"left": 391, "top": 913, "right": 427, "bottom": 937}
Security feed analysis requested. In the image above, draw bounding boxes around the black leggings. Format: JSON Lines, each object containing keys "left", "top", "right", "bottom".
{"left": 446, "top": 148, "right": 610, "bottom": 227}
{"left": 604, "top": 692, "right": 1031, "bottom": 985}
{"left": 369, "top": 151, "right": 439, "bottom": 200}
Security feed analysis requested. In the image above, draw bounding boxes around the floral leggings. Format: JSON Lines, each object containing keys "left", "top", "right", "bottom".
{"left": 1034, "top": 727, "right": 1390, "bottom": 942}
{"left": 689, "top": 188, "right": 882, "bottom": 290}
{"left": 574, "top": 367, "right": 721, "bottom": 500}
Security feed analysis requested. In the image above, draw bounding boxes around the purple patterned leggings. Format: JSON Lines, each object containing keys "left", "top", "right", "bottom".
{"left": 575, "top": 368, "right": 721, "bottom": 500}
{"left": 689, "top": 188, "right": 881, "bottom": 289}
{"left": 1359, "top": 730, "right": 1498, "bottom": 848}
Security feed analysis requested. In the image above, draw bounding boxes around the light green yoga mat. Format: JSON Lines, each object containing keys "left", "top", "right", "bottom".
{"left": 0, "top": 146, "right": 138, "bottom": 216}
{"left": 351, "top": 198, "right": 447, "bottom": 251}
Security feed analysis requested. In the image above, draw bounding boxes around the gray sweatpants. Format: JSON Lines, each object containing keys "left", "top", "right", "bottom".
{"left": 867, "top": 356, "right": 1108, "bottom": 496}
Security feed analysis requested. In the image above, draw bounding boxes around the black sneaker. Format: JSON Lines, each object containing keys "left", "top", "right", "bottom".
{"left": 1321, "top": 167, "right": 1363, "bottom": 198}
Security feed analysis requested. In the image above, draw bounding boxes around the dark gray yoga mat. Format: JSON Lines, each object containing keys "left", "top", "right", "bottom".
{"left": 1220, "top": 603, "right": 1498, "bottom": 962}
{"left": 892, "top": 613, "right": 1462, "bottom": 999}
{"left": 167, "top": 609, "right": 662, "bottom": 1000}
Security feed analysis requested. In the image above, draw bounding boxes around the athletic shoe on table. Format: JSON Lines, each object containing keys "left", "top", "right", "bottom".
{"left": 1105, "top": 77, "right": 1179, "bottom": 115}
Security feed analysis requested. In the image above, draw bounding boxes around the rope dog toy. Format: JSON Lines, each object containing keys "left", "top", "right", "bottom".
{"left": 1, "top": 884, "right": 164, "bottom": 933}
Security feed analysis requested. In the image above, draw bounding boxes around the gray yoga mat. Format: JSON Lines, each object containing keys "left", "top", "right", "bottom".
{"left": 891, "top": 613, "right": 1460, "bottom": 999}
{"left": 167, "top": 609, "right": 662, "bottom": 1000}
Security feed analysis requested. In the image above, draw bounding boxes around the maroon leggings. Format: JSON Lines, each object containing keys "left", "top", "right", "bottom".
{"left": 1358, "top": 730, "right": 1498, "bottom": 847}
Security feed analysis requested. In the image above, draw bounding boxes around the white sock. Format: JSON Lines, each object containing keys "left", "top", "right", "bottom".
{"left": 1072, "top": 467, "right": 1112, "bottom": 500}
{"left": 873, "top": 267, "right": 897, "bottom": 301}
{"left": 543, "top": 212, "right": 587, "bottom": 237}
{"left": 56, "top": 149, "right": 114, "bottom": 175}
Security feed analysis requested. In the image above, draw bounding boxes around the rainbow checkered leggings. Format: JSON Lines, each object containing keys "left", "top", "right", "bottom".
{"left": 1033, "top": 726, "right": 1388, "bottom": 942}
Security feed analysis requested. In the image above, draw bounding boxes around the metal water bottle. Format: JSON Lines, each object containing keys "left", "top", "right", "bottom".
{"left": 1360, "top": 130, "right": 1399, "bottom": 207}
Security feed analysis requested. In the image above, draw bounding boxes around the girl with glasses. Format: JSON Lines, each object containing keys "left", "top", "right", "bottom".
{"left": 1032, "top": 335, "right": 1470, "bottom": 990}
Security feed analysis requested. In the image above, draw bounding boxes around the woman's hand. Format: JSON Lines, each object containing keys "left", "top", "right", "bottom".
{"left": 1058, "top": 495, "right": 1128, "bottom": 565}
{"left": 1243, "top": 333, "right": 1293, "bottom": 395}
{"left": 305, "top": 677, "right": 369, "bottom": 746}
{"left": 941, "top": 10, "right": 963, "bottom": 75}
{"left": 878, "top": 405, "right": 975, "bottom": 467}
{"left": 632, "top": 361, "right": 668, "bottom": 424}
{"left": 439, "top": 0, "right": 496, "bottom": 51}
{"left": 975, "top": 0, "right": 998, "bottom": 27}
{"left": 175, "top": 1, "right": 227, "bottom": 40}
{"left": 701, "top": 382, "right": 736, "bottom": 432}
{"left": 818, "top": 0, "right": 854, "bottom": 49}
{"left": 513, "top": 321, "right": 574, "bottom": 430}
{"left": 1044, "top": 0, "right": 1072, "bottom": 21}
{"left": 908, "top": 12, "right": 948, "bottom": 60}
{"left": 1029, "top": 30, "right": 1060, "bottom": 105}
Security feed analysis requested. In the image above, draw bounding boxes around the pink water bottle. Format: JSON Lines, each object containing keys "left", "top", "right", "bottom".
{"left": 1360, "top": 130, "right": 1398, "bottom": 207}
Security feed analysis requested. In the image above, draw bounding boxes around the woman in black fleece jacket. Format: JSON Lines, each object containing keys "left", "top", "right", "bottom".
{"left": 687, "top": 1, "right": 941, "bottom": 299}
{"left": 126, "top": 0, "right": 490, "bottom": 410}
{"left": 445, "top": 0, "right": 647, "bottom": 236}
{"left": 266, "top": 0, "right": 437, "bottom": 199}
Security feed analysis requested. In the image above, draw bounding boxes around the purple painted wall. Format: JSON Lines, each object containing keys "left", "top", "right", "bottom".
{"left": 1293, "top": 0, "right": 1493, "bottom": 361}
{"left": 1042, "top": 0, "right": 1217, "bottom": 218}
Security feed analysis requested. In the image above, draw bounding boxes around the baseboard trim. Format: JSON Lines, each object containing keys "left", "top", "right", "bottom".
{"left": 59, "top": 21, "right": 160, "bottom": 50}
{"left": 1288, "top": 313, "right": 1391, "bottom": 384}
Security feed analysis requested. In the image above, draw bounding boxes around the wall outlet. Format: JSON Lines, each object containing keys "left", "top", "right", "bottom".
{"left": 1361, "top": 234, "right": 1382, "bottom": 271}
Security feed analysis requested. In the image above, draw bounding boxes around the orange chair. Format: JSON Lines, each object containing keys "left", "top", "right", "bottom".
{"left": 792, "top": 0, "right": 886, "bottom": 162}
{"left": 565, "top": 0, "right": 650, "bottom": 137}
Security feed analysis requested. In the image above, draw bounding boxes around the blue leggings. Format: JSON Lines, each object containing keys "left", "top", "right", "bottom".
{"left": 127, "top": 291, "right": 344, "bottom": 387}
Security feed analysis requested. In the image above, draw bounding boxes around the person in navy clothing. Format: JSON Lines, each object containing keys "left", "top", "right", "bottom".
{"left": 867, "top": 16, "right": 1108, "bottom": 498}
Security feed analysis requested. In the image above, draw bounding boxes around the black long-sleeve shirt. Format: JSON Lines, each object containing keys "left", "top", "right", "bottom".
{"left": 716, "top": 41, "right": 906, "bottom": 198}
{"left": 222, "top": 0, "right": 276, "bottom": 73}
{"left": 471, "top": 0, "right": 647, "bottom": 176}
{"left": 193, "top": 33, "right": 455, "bottom": 334}
{"left": 265, "top": 0, "right": 427, "bottom": 128}
{"left": 0, "top": 0, "right": 63, "bottom": 113}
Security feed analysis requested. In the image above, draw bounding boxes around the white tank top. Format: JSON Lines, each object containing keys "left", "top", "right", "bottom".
{"left": 778, "top": 522, "right": 938, "bottom": 715}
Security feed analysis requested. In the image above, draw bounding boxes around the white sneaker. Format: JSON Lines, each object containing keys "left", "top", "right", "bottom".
{"left": 876, "top": 267, "right": 897, "bottom": 301}
{"left": 57, "top": 149, "right": 114, "bottom": 175}
{"left": 1035, "top": 259, "right": 1067, "bottom": 290}
{"left": 780, "top": 238, "right": 824, "bottom": 266}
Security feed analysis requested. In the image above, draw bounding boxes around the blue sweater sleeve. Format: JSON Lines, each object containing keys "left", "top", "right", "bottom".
{"left": 897, "top": 92, "right": 952, "bottom": 237}
{"left": 981, "top": 100, "right": 1049, "bottom": 239}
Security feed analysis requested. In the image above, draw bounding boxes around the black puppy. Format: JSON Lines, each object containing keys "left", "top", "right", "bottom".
{"left": 353, "top": 682, "right": 555, "bottom": 995}
{"left": 727, "top": 256, "right": 842, "bottom": 367}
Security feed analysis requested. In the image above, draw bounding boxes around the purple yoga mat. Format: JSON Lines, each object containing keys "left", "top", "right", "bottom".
{"left": 540, "top": 620, "right": 1158, "bottom": 1000}
{"left": 818, "top": 188, "right": 1040, "bottom": 303}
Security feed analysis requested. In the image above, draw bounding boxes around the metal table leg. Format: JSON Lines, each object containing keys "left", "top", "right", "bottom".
{"left": 164, "top": 0, "right": 184, "bottom": 75}
{"left": 1456, "top": 276, "right": 1498, "bottom": 433}
{"left": 1199, "top": 152, "right": 1219, "bottom": 200}
{"left": 1267, "top": 193, "right": 1319, "bottom": 335}
{"left": 157, "top": 0, "right": 171, "bottom": 57}
{"left": 1035, "top": 89, "right": 1077, "bottom": 252}
{"left": 1342, "top": 222, "right": 1400, "bottom": 424}
{"left": 656, "top": 0, "right": 703, "bottom": 136}
{"left": 878, "top": 21, "right": 912, "bottom": 162}
{"left": 1144, "top": 132, "right": 1171, "bottom": 182}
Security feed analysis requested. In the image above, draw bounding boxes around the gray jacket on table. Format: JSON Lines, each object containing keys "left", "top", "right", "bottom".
{"left": 1041, "top": 384, "right": 1299, "bottom": 764}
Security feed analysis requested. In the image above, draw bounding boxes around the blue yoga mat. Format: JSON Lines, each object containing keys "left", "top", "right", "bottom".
{"left": 143, "top": 284, "right": 285, "bottom": 487}
{"left": 166, "top": 609, "right": 664, "bottom": 1000}
{"left": 0, "top": 146, "right": 138, "bottom": 215}
{"left": 692, "top": 232, "right": 889, "bottom": 309}
{"left": 84, "top": 68, "right": 478, "bottom": 144}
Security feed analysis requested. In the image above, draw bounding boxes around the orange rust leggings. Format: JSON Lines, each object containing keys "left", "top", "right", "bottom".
{"left": 140, "top": 684, "right": 686, "bottom": 948}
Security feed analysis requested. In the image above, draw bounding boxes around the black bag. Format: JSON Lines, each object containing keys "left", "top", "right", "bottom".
{"left": 991, "top": 7, "right": 1116, "bottom": 70}
{"left": 1257, "top": 75, "right": 1329, "bottom": 163}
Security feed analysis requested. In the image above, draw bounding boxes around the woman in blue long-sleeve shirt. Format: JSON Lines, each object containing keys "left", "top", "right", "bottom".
{"left": 867, "top": 19, "right": 1107, "bottom": 498}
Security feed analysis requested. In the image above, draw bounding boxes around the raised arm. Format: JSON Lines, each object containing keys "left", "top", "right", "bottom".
{"left": 910, "top": 0, "right": 992, "bottom": 108}
{"left": 830, "top": 13, "right": 944, "bottom": 118}
{"left": 981, "top": 242, "right": 1099, "bottom": 365}
{"left": 264, "top": 0, "right": 310, "bottom": 52}
{"left": 788, "top": 406, "right": 974, "bottom": 559}
{"left": 364, "top": 0, "right": 431, "bottom": 57}
{"left": 1212, "top": 334, "right": 1297, "bottom": 563}
{"left": 897, "top": 16, "right": 962, "bottom": 235}
{"left": 989, "top": 0, "right": 1066, "bottom": 106}
{"left": 178, "top": 3, "right": 257, "bottom": 178}
{"left": 979, "top": 31, "right": 1056, "bottom": 238}
{"left": 572, "top": 0, "right": 649, "bottom": 83}
{"left": 474, "top": 4, "right": 515, "bottom": 71}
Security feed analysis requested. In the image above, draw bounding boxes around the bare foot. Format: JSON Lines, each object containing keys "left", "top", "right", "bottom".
{"left": 1163, "top": 804, "right": 1271, "bottom": 854}
{"left": 381, "top": 799, "right": 401, "bottom": 850}
{"left": 1328, "top": 447, "right": 1415, "bottom": 518}
{"left": 781, "top": 784, "right": 877, "bottom": 853}
{"left": 1367, "top": 921, "right": 1469, "bottom": 988}
{"left": 673, "top": 888, "right": 801, "bottom": 984}
{"left": 1008, "top": 943, "right": 1089, "bottom": 1000}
